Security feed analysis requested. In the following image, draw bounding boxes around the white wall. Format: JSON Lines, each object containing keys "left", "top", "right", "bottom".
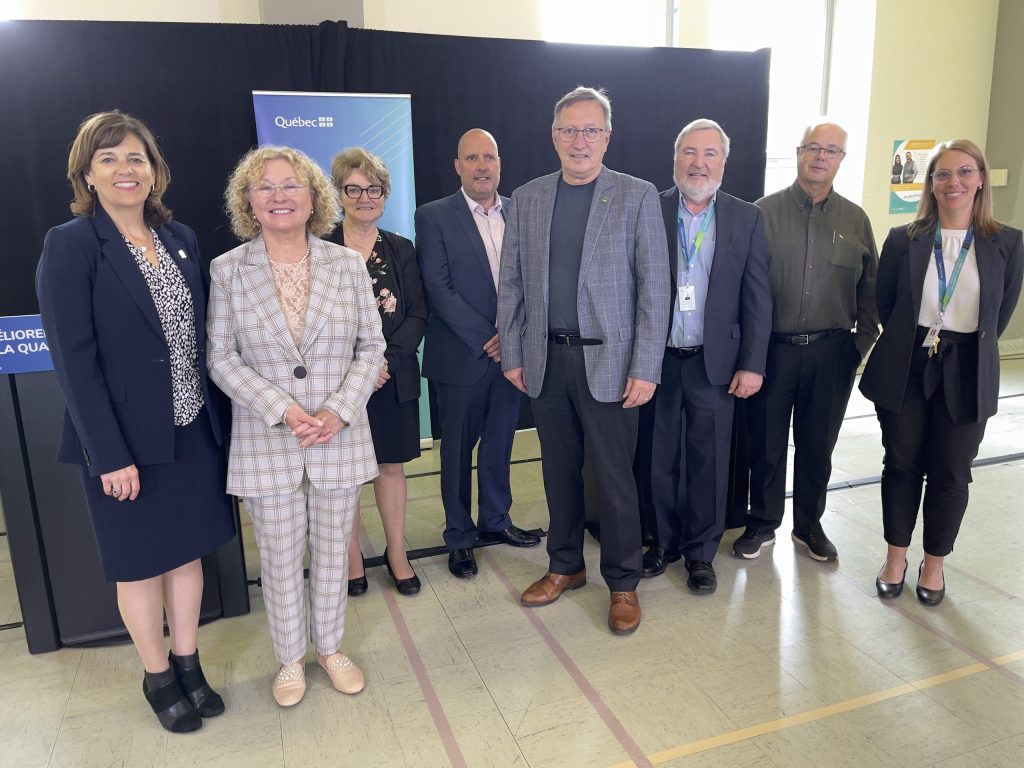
{"left": 11, "top": 0, "right": 260, "bottom": 22}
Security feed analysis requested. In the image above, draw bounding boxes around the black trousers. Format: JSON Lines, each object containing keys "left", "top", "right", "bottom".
{"left": 650, "top": 350, "right": 734, "bottom": 562}
{"left": 877, "top": 333, "right": 985, "bottom": 556}
{"left": 746, "top": 332, "right": 859, "bottom": 535}
{"left": 531, "top": 342, "right": 642, "bottom": 591}
{"left": 435, "top": 364, "right": 522, "bottom": 550}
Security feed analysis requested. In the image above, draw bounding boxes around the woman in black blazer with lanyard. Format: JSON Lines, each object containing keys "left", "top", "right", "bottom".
{"left": 861, "top": 139, "right": 1023, "bottom": 605}
{"left": 36, "top": 112, "right": 236, "bottom": 731}
{"left": 328, "top": 147, "right": 427, "bottom": 596}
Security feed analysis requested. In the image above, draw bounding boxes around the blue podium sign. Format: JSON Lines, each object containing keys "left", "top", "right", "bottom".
{"left": 0, "top": 315, "right": 53, "bottom": 374}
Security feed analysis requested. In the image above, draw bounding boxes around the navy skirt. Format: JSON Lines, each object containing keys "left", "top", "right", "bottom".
{"left": 80, "top": 414, "right": 236, "bottom": 582}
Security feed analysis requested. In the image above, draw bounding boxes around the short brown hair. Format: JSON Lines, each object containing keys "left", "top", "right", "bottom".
{"left": 67, "top": 111, "right": 172, "bottom": 226}
{"left": 908, "top": 139, "right": 999, "bottom": 240}
{"left": 224, "top": 145, "right": 340, "bottom": 241}
{"left": 330, "top": 147, "right": 391, "bottom": 198}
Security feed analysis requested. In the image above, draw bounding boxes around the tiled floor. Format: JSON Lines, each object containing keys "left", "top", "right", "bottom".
{"left": 2, "top": 361, "right": 1023, "bottom": 768}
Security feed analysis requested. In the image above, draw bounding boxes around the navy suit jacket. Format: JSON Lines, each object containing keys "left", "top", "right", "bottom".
{"left": 36, "top": 205, "right": 227, "bottom": 477}
{"left": 659, "top": 188, "right": 773, "bottom": 385}
{"left": 860, "top": 223, "right": 1023, "bottom": 421}
{"left": 415, "top": 189, "right": 510, "bottom": 386}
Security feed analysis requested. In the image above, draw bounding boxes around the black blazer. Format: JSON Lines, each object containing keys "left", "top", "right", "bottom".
{"left": 328, "top": 226, "right": 426, "bottom": 403}
{"left": 415, "top": 190, "right": 510, "bottom": 386}
{"left": 859, "top": 223, "right": 1024, "bottom": 421}
{"left": 36, "top": 205, "right": 228, "bottom": 476}
{"left": 659, "top": 188, "right": 773, "bottom": 385}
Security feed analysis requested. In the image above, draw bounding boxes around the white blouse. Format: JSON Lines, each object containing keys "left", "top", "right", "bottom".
{"left": 917, "top": 228, "right": 980, "bottom": 332}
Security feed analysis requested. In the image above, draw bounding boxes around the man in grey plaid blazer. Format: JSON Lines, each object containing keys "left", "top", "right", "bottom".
{"left": 497, "top": 86, "right": 670, "bottom": 635}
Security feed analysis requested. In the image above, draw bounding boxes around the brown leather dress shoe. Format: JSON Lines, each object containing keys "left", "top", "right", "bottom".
{"left": 608, "top": 591, "right": 641, "bottom": 635}
{"left": 520, "top": 570, "right": 586, "bottom": 607}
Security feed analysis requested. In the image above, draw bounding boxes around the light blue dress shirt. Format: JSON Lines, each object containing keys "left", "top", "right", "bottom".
{"left": 668, "top": 194, "right": 717, "bottom": 348}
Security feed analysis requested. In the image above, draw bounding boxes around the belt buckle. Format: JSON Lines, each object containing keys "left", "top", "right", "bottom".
{"left": 793, "top": 334, "right": 811, "bottom": 345}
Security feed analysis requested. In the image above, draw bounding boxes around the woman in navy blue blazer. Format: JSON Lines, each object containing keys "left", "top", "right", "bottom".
{"left": 861, "top": 140, "right": 1023, "bottom": 605}
{"left": 36, "top": 112, "right": 236, "bottom": 732}
{"left": 328, "top": 148, "right": 427, "bottom": 597}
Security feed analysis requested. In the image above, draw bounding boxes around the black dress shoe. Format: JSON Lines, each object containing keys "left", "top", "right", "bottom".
{"left": 685, "top": 560, "right": 717, "bottom": 594}
{"left": 169, "top": 650, "right": 224, "bottom": 718}
{"left": 641, "top": 546, "right": 681, "bottom": 578}
{"left": 875, "top": 559, "right": 907, "bottom": 599}
{"left": 143, "top": 667, "right": 202, "bottom": 733}
{"left": 477, "top": 525, "right": 541, "bottom": 548}
{"left": 348, "top": 554, "right": 368, "bottom": 596}
{"left": 916, "top": 560, "right": 945, "bottom": 606}
{"left": 384, "top": 547, "right": 421, "bottom": 596}
{"left": 448, "top": 548, "right": 478, "bottom": 578}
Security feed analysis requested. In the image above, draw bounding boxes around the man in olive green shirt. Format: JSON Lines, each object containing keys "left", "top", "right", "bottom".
{"left": 735, "top": 121, "right": 879, "bottom": 562}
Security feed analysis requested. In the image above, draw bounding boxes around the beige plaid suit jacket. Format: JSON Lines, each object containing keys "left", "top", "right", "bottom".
{"left": 207, "top": 235, "right": 385, "bottom": 497}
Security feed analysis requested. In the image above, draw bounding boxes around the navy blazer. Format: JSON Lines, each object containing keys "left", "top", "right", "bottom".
{"left": 36, "top": 205, "right": 227, "bottom": 476}
{"left": 327, "top": 227, "right": 426, "bottom": 403}
{"left": 860, "top": 223, "right": 1024, "bottom": 421}
{"left": 660, "top": 188, "right": 773, "bottom": 385}
{"left": 415, "top": 189, "right": 510, "bottom": 386}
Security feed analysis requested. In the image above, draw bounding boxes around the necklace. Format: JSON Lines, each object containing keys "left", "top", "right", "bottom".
{"left": 267, "top": 242, "right": 311, "bottom": 264}
{"left": 343, "top": 222, "right": 378, "bottom": 255}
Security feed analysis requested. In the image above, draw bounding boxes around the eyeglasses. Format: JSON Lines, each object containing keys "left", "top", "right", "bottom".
{"left": 798, "top": 143, "right": 845, "bottom": 158}
{"left": 250, "top": 183, "right": 308, "bottom": 198}
{"left": 554, "top": 127, "right": 607, "bottom": 143}
{"left": 342, "top": 184, "right": 385, "bottom": 200}
{"left": 930, "top": 166, "right": 979, "bottom": 183}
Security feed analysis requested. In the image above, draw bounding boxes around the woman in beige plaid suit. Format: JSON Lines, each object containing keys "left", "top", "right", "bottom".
{"left": 208, "top": 146, "right": 385, "bottom": 707}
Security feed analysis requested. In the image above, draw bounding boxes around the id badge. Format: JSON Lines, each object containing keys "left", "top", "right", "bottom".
{"left": 922, "top": 321, "right": 941, "bottom": 354}
{"left": 678, "top": 284, "right": 697, "bottom": 312}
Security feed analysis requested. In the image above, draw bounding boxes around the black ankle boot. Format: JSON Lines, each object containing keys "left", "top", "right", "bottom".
{"left": 169, "top": 650, "right": 225, "bottom": 718}
{"left": 143, "top": 667, "right": 202, "bottom": 733}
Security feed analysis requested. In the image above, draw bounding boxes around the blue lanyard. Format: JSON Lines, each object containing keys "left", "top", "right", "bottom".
{"left": 677, "top": 200, "right": 716, "bottom": 274}
{"left": 932, "top": 225, "right": 974, "bottom": 316}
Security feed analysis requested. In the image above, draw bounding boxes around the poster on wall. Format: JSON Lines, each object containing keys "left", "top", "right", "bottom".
{"left": 251, "top": 91, "right": 415, "bottom": 240}
{"left": 251, "top": 91, "right": 430, "bottom": 438}
{"left": 890, "top": 139, "right": 937, "bottom": 214}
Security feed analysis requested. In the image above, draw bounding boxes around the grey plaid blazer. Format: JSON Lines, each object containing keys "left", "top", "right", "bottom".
{"left": 497, "top": 166, "right": 670, "bottom": 402}
{"left": 207, "top": 235, "right": 385, "bottom": 496}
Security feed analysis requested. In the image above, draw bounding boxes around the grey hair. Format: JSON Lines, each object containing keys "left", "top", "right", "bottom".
{"left": 673, "top": 118, "right": 731, "bottom": 159}
{"left": 552, "top": 86, "right": 612, "bottom": 131}
{"left": 800, "top": 121, "right": 848, "bottom": 149}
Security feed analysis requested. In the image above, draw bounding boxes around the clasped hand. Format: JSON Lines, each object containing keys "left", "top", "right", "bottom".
{"left": 285, "top": 404, "right": 346, "bottom": 447}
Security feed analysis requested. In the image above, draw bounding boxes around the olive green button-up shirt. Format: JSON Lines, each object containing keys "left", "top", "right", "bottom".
{"left": 755, "top": 181, "right": 880, "bottom": 357}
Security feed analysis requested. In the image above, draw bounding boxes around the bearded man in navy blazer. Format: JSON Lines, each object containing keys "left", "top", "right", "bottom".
{"left": 643, "top": 119, "right": 772, "bottom": 594}
{"left": 415, "top": 129, "right": 540, "bottom": 580}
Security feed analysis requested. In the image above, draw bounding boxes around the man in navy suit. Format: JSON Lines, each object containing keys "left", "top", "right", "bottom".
{"left": 415, "top": 128, "right": 540, "bottom": 579}
{"left": 644, "top": 119, "right": 772, "bottom": 593}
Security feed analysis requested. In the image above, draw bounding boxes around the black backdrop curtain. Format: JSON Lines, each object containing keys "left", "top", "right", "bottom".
{"left": 0, "top": 19, "right": 769, "bottom": 317}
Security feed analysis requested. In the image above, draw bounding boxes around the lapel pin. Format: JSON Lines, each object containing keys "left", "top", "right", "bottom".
{"left": 178, "top": 249, "right": 188, "bottom": 259}
{"left": 601, "top": 197, "right": 608, "bottom": 203}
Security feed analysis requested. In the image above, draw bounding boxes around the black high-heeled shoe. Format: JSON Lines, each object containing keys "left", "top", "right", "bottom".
{"left": 169, "top": 649, "right": 225, "bottom": 718}
{"left": 916, "top": 561, "right": 945, "bottom": 606}
{"left": 875, "top": 559, "right": 908, "bottom": 599}
{"left": 143, "top": 667, "right": 202, "bottom": 733}
{"left": 384, "top": 547, "right": 421, "bottom": 596}
{"left": 348, "top": 554, "right": 368, "bottom": 596}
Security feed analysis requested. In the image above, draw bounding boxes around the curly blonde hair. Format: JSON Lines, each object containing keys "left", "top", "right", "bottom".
{"left": 224, "top": 146, "right": 340, "bottom": 240}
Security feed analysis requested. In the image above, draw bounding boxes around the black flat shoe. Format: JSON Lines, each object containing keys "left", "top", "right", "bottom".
{"left": 143, "top": 667, "right": 202, "bottom": 733}
{"left": 169, "top": 650, "right": 225, "bottom": 718}
{"left": 384, "top": 547, "right": 421, "bottom": 596}
{"left": 875, "top": 559, "right": 908, "bottom": 599}
{"left": 477, "top": 525, "right": 541, "bottom": 548}
{"left": 685, "top": 560, "right": 717, "bottom": 594}
{"left": 916, "top": 561, "right": 945, "bottom": 606}
{"left": 641, "top": 546, "right": 681, "bottom": 578}
{"left": 348, "top": 554, "right": 368, "bottom": 596}
{"left": 448, "top": 548, "right": 478, "bottom": 579}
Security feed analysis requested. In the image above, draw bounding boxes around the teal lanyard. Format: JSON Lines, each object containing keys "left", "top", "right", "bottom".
{"left": 677, "top": 200, "right": 716, "bottom": 274}
{"left": 932, "top": 225, "right": 974, "bottom": 316}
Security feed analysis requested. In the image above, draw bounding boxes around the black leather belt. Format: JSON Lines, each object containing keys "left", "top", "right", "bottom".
{"left": 772, "top": 329, "right": 850, "bottom": 345}
{"left": 668, "top": 345, "right": 703, "bottom": 358}
{"left": 549, "top": 332, "right": 603, "bottom": 347}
